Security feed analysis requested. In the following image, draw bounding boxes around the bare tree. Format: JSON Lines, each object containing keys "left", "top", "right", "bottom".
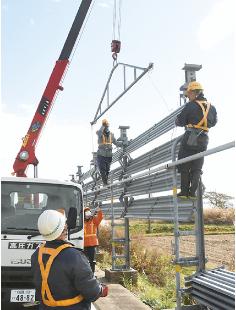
{"left": 203, "top": 191, "right": 234, "bottom": 209}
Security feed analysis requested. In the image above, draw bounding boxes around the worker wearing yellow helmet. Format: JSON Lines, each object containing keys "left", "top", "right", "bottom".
{"left": 96, "top": 119, "right": 123, "bottom": 185}
{"left": 175, "top": 81, "right": 217, "bottom": 198}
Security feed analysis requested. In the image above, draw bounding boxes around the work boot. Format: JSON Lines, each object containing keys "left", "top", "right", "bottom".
{"left": 189, "top": 170, "right": 201, "bottom": 199}
{"left": 100, "top": 173, "right": 108, "bottom": 186}
{"left": 177, "top": 192, "right": 189, "bottom": 199}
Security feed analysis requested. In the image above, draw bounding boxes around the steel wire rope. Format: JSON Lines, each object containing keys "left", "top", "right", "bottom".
{"left": 147, "top": 74, "right": 171, "bottom": 113}
{"left": 68, "top": 1, "right": 96, "bottom": 187}
{"left": 145, "top": 73, "right": 175, "bottom": 212}
{"left": 112, "top": 0, "right": 117, "bottom": 40}
{"left": 117, "top": 0, "right": 122, "bottom": 40}
{"left": 112, "top": 0, "right": 122, "bottom": 40}
{"left": 147, "top": 72, "right": 178, "bottom": 149}
{"left": 68, "top": 1, "right": 95, "bottom": 65}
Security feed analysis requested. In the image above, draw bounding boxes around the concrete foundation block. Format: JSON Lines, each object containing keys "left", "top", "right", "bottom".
{"left": 105, "top": 268, "right": 138, "bottom": 285}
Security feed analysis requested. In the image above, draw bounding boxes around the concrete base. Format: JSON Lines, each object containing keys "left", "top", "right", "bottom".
{"left": 105, "top": 268, "right": 138, "bottom": 285}
{"left": 94, "top": 283, "right": 151, "bottom": 310}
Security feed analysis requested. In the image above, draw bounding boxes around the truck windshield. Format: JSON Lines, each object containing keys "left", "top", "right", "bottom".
{"left": 1, "top": 181, "right": 83, "bottom": 234}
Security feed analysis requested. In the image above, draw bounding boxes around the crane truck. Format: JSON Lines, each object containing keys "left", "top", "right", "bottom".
{"left": 1, "top": 1, "right": 93, "bottom": 308}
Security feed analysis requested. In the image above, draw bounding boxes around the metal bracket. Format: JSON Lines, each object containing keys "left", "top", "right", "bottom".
{"left": 91, "top": 62, "right": 153, "bottom": 125}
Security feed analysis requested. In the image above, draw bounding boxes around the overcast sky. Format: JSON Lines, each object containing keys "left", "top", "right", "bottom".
{"left": 1, "top": 0, "right": 235, "bottom": 197}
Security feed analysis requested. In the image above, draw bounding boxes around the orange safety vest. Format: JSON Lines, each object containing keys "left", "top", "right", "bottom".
{"left": 38, "top": 244, "right": 84, "bottom": 307}
{"left": 84, "top": 210, "right": 103, "bottom": 247}
{"left": 187, "top": 100, "right": 211, "bottom": 132}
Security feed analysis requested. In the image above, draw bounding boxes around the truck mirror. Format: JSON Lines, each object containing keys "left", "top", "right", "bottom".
{"left": 67, "top": 207, "right": 77, "bottom": 230}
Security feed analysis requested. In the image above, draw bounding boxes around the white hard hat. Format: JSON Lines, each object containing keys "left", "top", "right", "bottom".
{"left": 38, "top": 210, "right": 66, "bottom": 241}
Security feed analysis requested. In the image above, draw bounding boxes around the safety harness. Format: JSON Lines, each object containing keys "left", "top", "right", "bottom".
{"left": 38, "top": 243, "right": 84, "bottom": 307}
{"left": 187, "top": 100, "right": 211, "bottom": 132}
{"left": 101, "top": 133, "right": 112, "bottom": 145}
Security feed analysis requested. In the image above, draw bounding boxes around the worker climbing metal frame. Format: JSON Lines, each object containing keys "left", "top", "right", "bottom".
{"left": 173, "top": 64, "right": 206, "bottom": 308}
{"left": 75, "top": 64, "right": 235, "bottom": 309}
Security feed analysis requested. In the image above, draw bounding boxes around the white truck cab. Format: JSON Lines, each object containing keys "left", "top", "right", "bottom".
{"left": 1, "top": 176, "right": 84, "bottom": 309}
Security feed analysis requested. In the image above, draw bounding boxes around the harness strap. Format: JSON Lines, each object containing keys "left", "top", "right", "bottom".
{"left": 187, "top": 100, "right": 211, "bottom": 132}
{"left": 101, "top": 133, "right": 112, "bottom": 145}
{"left": 38, "top": 244, "right": 84, "bottom": 307}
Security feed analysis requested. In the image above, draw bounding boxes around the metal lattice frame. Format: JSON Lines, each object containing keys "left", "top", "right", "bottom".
{"left": 78, "top": 108, "right": 235, "bottom": 309}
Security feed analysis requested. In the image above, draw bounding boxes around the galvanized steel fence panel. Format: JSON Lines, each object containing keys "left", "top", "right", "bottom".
{"left": 186, "top": 268, "right": 235, "bottom": 310}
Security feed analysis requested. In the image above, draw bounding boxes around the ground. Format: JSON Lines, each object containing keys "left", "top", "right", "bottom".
{"left": 132, "top": 234, "right": 235, "bottom": 270}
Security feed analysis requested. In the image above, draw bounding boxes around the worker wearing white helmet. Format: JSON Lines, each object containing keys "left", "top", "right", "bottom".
{"left": 96, "top": 119, "right": 123, "bottom": 185}
{"left": 175, "top": 81, "right": 217, "bottom": 198}
{"left": 31, "top": 210, "right": 108, "bottom": 310}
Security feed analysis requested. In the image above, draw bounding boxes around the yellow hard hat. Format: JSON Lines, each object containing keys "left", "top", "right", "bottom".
{"left": 102, "top": 119, "right": 109, "bottom": 126}
{"left": 187, "top": 81, "right": 203, "bottom": 92}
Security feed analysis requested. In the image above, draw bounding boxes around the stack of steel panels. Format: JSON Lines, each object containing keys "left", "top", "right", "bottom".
{"left": 186, "top": 268, "right": 235, "bottom": 310}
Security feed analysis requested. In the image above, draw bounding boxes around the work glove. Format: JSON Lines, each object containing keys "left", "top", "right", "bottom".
{"left": 100, "top": 284, "right": 108, "bottom": 297}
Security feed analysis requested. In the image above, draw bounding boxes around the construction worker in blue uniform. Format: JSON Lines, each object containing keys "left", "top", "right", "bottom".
{"left": 96, "top": 119, "right": 123, "bottom": 185}
{"left": 175, "top": 81, "right": 217, "bottom": 198}
{"left": 31, "top": 210, "right": 108, "bottom": 310}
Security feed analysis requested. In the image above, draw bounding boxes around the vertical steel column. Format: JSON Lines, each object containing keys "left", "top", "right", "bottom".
{"left": 110, "top": 172, "right": 116, "bottom": 270}
{"left": 120, "top": 126, "right": 130, "bottom": 269}
{"left": 171, "top": 137, "right": 183, "bottom": 310}
{"left": 34, "top": 165, "right": 38, "bottom": 178}
{"left": 76, "top": 165, "right": 83, "bottom": 183}
{"left": 196, "top": 177, "right": 206, "bottom": 272}
{"left": 124, "top": 197, "right": 130, "bottom": 269}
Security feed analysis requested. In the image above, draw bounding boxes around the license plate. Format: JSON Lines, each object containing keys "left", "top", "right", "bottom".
{"left": 10, "top": 289, "right": 35, "bottom": 303}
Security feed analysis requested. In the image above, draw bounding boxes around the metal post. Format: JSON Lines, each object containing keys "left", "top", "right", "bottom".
{"left": 124, "top": 198, "right": 130, "bottom": 269}
{"left": 179, "top": 63, "right": 202, "bottom": 106}
{"left": 110, "top": 172, "right": 116, "bottom": 270}
{"left": 196, "top": 177, "right": 206, "bottom": 272}
{"left": 34, "top": 165, "right": 38, "bottom": 178}
{"left": 76, "top": 165, "right": 83, "bottom": 183}
{"left": 171, "top": 137, "right": 183, "bottom": 310}
{"left": 147, "top": 219, "right": 151, "bottom": 233}
{"left": 119, "top": 126, "right": 130, "bottom": 269}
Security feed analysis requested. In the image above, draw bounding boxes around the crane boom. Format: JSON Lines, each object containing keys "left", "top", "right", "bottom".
{"left": 13, "top": 0, "right": 93, "bottom": 177}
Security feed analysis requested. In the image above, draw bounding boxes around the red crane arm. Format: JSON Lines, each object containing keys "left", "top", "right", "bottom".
{"left": 13, "top": 0, "right": 93, "bottom": 177}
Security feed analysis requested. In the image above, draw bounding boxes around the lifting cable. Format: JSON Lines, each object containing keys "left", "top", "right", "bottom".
{"left": 90, "top": 0, "right": 123, "bottom": 153}
{"left": 147, "top": 74, "right": 179, "bottom": 141}
{"left": 111, "top": 0, "right": 122, "bottom": 64}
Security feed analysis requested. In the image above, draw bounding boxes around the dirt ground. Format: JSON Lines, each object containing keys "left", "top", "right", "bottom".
{"left": 132, "top": 234, "right": 235, "bottom": 270}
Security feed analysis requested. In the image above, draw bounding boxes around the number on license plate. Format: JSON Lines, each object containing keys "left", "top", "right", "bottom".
{"left": 10, "top": 289, "right": 35, "bottom": 303}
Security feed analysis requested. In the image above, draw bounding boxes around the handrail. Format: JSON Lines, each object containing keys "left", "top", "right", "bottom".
{"left": 86, "top": 140, "right": 235, "bottom": 195}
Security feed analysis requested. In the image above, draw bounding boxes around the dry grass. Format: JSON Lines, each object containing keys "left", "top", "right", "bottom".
{"left": 98, "top": 224, "right": 112, "bottom": 251}
{"left": 130, "top": 239, "right": 175, "bottom": 287}
{"left": 203, "top": 207, "right": 235, "bottom": 225}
